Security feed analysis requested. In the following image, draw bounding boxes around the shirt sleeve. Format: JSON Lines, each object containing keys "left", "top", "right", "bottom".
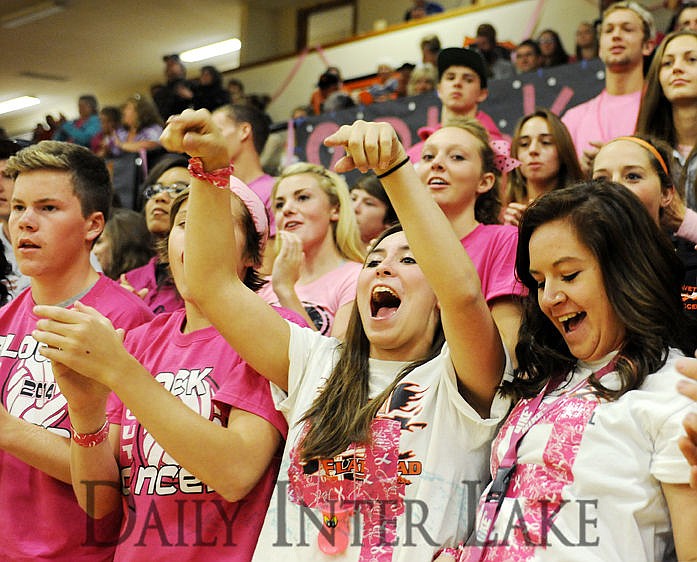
{"left": 482, "top": 228, "right": 526, "bottom": 303}
{"left": 438, "top": 343, "right": 512, "bottom": 447}
{"left": 214, "top": 361, "right": 289, "bottom": 439}
{"left": 651, "top": 387, "right": 697, "bottom": 484}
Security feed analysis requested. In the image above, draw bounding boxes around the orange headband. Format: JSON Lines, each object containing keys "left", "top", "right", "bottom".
{"left": 613, "top": 136, "right": 670, "bottom": 176}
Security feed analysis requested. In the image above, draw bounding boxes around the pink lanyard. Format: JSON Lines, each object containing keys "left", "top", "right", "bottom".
{"left": 470, "top": 360, "right": 617, "bottom": 553}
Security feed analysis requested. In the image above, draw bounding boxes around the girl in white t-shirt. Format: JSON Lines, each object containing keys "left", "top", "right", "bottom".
{"left": 160, "top": 112, "right": 510, "bottom": 561}
{"left": 438, "top": 181, "right": 697, "bottom": 562}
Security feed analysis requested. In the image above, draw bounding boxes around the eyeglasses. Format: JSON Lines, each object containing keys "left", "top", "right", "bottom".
{"left": 143, "top": 182, "right": 189, "bottom": 200}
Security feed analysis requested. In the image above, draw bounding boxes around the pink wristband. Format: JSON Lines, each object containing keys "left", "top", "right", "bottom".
{"left": 187, "top": 156, "right": 234, "bottom": 189}
{"left": 187, "top": 156, "right": 269, "bottom": 246}
{"left": 71, "top": 419, "right": 110, "bottom": 448}
{"left": 433, "top": 546, "right": 464, "bottom": 561}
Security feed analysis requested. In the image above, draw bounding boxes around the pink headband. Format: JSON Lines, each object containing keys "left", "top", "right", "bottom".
{"left": 229, "top": 175, "right": 269, "bottom": 248}
{"left": 491, "top": 139, "right": 521, "bottom": 173}
{"left": 613, "top": 136, "right": 670, "bottom": 176}
{"left": 186, "top": 157, "right": 269, "bottom": 247}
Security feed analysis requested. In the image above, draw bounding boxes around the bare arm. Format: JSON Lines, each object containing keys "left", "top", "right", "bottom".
{"left": 325, "top": 121, "right": 504, "bottom": 416}
{"left": 490, "top": 297, "right": 523, "bottom": 368}
{"left": 117, "top": 139, "right": 161, "bottom": 153}
{"left": 0, "top": 408, "right": 72, "bottom": 483}
{"left": 330, "top": 302, "right": 353, "bottom": 340}
{"left": 677, "top": 357, "right": 697, "bottom": 488}
{"left": 160, "top": 109, "right": 291, "bottom": 389}
{"left": 662, "top": 482, "right": 697, "bottom": 560}
{"left": 34, "top": 303, "right": 283, "bottom": 504}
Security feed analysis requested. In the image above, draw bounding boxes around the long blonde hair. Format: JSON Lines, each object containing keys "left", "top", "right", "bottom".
{"left": 272, "top": 162, "right": 365, "bottom": 262}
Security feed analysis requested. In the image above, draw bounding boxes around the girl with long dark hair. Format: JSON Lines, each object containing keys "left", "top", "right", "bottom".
{"left": 158, "top": 111, "right": 510, "bottom": 561}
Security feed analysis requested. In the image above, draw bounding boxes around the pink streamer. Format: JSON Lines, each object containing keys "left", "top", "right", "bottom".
{"left": 313, "top": 44, "right": 332, "bottom": 68}
{"left": 270, "top": 48, "right": 310, "bottom": 104}
{"left": 522, "top": 84, "right": 536, "bottom": 116}
{"left": 521, "top": 0, "right": 546, "bottom": 40}
{"left": 550, "top": 86, "right": 575, "bottom": 115}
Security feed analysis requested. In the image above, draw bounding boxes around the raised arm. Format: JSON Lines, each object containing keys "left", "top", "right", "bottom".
{"left": 159, "top": 109, "right": 291, "bottom": 389}
{"left": 325, "top": 121, "right": 504, "bottom": 415}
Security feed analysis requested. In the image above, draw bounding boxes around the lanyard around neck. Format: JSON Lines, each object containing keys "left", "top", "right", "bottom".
{"left": 470, "top": 359, "right": 617, "bottom": 554}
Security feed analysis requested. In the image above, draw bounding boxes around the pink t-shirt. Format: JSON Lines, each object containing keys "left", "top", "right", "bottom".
{"left": 462, "top": 223, "right": 526, "bottom": 303}
{"left": 0, "top": 275, "right": 153, "bottom": 561}
{"left": 106, "top": 308, "right": 290, "bottom": 561}
{"left": 407, "top": 110, "right": 505, "bottom": 162}
{"left": 247, "top": 173, "right": 277, "bottom": 237}
{"left": 562, "top": 89, "right": 643, "bottom": 160}
{"left": 258, "top": 261, "right": 362, "bottom": 335}
{"left": 124, "top": 257, "right": 184, "bottom": 315}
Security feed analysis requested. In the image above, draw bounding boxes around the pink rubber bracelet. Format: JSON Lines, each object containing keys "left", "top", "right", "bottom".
{"left": 71, "top": 419, "right": 110, "bottom": 448}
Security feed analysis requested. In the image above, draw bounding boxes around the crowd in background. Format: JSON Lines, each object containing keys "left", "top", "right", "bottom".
{"left": 2, "top": 1, "right": 697, "bottom": 561}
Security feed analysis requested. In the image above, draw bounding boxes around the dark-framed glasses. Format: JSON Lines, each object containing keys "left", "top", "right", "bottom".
{"left": 143, "top": 182, "right": 189, "bottom": 200}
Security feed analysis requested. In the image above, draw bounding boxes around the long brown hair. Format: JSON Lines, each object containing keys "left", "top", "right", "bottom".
{"left": 636, "top": 30, "right": 697, "bottom": 146}
{"left": 507, "top": 108, "right": 583, "bottom": 206}
{"left": 507, "top": 180, "right": 696, "bottom": 401}
{"left": 298, "top": 224, "right": 444, "bottom": 461}
{"left": 636, "top": 30, "right": 697, "bottom": 202}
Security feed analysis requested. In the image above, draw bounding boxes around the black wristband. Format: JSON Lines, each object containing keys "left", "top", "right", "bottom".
{"left": 376, "top": 156, "right": 410, "bottom": 179}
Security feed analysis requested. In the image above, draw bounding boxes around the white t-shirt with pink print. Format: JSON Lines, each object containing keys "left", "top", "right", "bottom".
{"left": 252, "top": 322, "right": 511, "bottom": 562}
{"left": 463, "top": 348, "right": 696, "bottom": 562}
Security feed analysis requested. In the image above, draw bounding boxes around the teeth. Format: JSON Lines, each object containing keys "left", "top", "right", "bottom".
{"left": 557, "top": 313, "right": 578, "bottom": 323}
{"left": 372, "top": 286, "right": 398, "bottom": 297}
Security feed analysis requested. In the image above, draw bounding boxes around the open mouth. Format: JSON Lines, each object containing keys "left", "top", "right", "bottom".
{"left": 558, "top": 311, "right": 586, "bottom": 333}
{"left": 428, "top": 177, "right": 448, "bottom": 187}
{"left": 370, "top": 286, "right": 401, "bottom": 319}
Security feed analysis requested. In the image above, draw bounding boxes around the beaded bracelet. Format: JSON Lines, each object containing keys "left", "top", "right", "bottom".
{"left": 71, "top": 419, "right": 110, "bottom": 448}
{"left": 187, "top": 156, "right": 233, "bottom": 189}
{"left": 376, "top": 155, "right": 410, "bottom": 179}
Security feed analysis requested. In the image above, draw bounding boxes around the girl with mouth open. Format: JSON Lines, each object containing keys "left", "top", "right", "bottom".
{"left": 156, "top": 111, "right": 510, "bottom": 561}
{"left": 416, "top": 117, "right": 526, "bottom": 363}
{"left": 438, "top": 181, "right": 697, "bottom": 561}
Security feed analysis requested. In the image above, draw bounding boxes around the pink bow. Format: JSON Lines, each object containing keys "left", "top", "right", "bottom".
{"left": 491, "top": 139, "right": 521, "bottom": 174}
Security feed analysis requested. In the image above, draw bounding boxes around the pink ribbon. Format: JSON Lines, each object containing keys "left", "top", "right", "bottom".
{"left": 521, "top": 0, "right": 546, "bottom": 40}
{"left": 490, "top": 140, "right": 521, "bottom": 173}
{"left": 270, "top": 48, "right": 310, "bottom": 104}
